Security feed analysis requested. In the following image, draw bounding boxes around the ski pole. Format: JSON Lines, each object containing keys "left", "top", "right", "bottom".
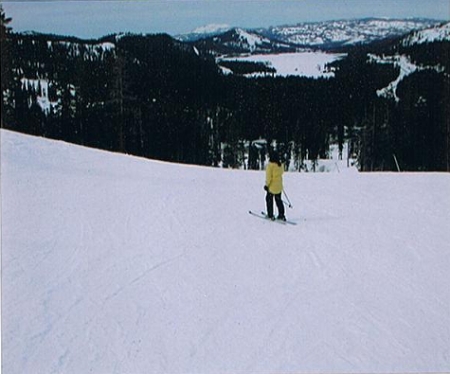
{"left": 283, "top": 189, "right": 293, "bottom": 209}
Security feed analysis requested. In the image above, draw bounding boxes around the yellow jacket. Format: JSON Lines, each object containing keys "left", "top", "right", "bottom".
{"left": 266, "top": 162, "right": 284, "bottom": 194}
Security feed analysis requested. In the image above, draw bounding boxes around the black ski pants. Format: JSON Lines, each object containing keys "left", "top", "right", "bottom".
{"left": 266, "top": 191, "right": 284, "bottom": 218}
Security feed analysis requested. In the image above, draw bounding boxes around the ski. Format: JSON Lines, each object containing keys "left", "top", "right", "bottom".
{"left": 248, "top": 210, "right": 297, "bottom": 225}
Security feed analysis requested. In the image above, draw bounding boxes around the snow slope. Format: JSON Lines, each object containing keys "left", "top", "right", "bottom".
{"left": 2, "top": 130, "right": 450, "bottom": 373}
{"left": 402, "top": 21, "right": 450, "bottom": 46}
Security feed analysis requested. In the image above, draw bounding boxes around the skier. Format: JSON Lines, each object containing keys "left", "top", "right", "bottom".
{"left": 264, "top": 150, "right": 286, "bottom": 221}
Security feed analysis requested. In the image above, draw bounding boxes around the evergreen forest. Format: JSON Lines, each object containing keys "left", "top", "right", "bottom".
{"left": 1, "top": 8, "right": 449, "bottom": 171}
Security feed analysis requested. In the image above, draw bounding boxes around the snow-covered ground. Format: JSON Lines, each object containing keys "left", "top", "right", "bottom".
{"left": 221, "top": 52, "right": 346, "bottom": 78}
{"left": 2, "top": 129, "right": 450, "bottom": 373}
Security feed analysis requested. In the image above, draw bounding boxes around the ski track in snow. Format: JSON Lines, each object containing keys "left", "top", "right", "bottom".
{"left": 2, "top": 130, "right": 450, "bottom": 373}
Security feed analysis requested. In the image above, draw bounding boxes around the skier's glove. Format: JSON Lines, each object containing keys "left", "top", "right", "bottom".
{"left": 264, "top": 185, "right": 268, "bottom": 192}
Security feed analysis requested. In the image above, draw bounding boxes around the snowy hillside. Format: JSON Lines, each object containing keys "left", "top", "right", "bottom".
{"left": 217, "top": 28, "right": 273, "bottom": 53}
{"left": 177, "top": 24, "right": 232, "bottom": 41}
{"left": 184, "top": 18, "right": 442, "bottom": 50}
{"left": 2, "top": 130, "right": 450, "bottom": 373}
{"left": 190, "top": 27, "right": 297, "bottom": 56}
{"left": 260, "top": 18, "right": 443, "bottom": 47}
{"left": 402, "top": 21, "right": 450, "bottom": 46}
{"left": 231, "top": 28, "right": 272, "bottom": 52}
{"left": 367, "top": 22, "right": 449, "bottom": 102}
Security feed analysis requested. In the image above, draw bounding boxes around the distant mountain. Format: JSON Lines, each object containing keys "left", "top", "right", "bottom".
{"left": 401, "top": 21, "right": 450, "bottom": 46}
{"left": 261, "top": 18, "right": 443, "bottom": 48}
{"left": 176, "top": 24, "right": 232, "bottom": 42}
{"left": 188, "top": 27, "right": 300, "bottom": 56}
{"left": 182, "top": 18, "right": 444, "bottom": 55}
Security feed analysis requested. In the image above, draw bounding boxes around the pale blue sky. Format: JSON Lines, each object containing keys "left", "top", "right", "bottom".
{"left": 3, "top": 0, "right": 450, "bottom": 38}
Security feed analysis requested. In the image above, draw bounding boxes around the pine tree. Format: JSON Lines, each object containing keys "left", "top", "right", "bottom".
{"left": 1, "top": 4, "right": 13, "bottom": 127}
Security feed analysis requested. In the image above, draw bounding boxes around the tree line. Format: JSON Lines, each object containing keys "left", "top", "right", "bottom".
{"left": 1, "top": 8, "right": 449, "bottom": 171}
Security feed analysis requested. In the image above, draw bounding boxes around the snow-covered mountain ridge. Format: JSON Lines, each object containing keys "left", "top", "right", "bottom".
{"left": 18, "top": 33, "right": 117, "bottom": 58}
{"left": 177, "top": 23, "right": 232, "bottom": 41}
{"left": 402, "top": 21, "right": 450, "bottom": 46}
{"left": 2, "top": 129, "right": 450, "bottom": 373}
{"left": 188, "top": 27, "right": 298, "bottom": 56}
{"left": 263, "top": 18, "right": 444, "bottom": 47}
{"left": 181, "top": 18, "right": 443, "bottom": 51}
